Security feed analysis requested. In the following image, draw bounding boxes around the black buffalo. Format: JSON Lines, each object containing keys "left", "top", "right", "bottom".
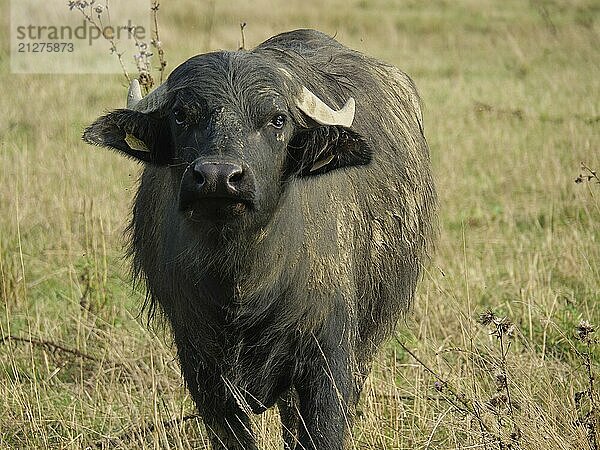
{"left": 84, "top": 29, "right": 436, "bottom": 450}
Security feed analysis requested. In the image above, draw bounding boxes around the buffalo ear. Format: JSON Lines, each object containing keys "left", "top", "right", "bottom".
{"left": 287, "top": 125, "right": 372, "bottom": 177}
{"left": 82, "top": 109, "right": 173, "bottom": 165}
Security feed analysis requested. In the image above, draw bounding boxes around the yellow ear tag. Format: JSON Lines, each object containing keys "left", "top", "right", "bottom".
{"left": 310, "top": 154, "right": 335, "bottom": 172}
{"left": 125, "top": 133, "right": 149, "bottom": 152}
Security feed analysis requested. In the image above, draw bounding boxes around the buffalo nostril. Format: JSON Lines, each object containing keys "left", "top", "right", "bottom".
{"left": 228, "top": 168, "right": 243, "bottom": 185}
{"left": 192, "top": 167, "right": 206, "bottom": 186}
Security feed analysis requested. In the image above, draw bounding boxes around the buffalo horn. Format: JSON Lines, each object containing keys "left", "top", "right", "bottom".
{"left": 297, "top": 86, "right": 355, "bottom": 128}
{"left": 127, "top": 79, "right": 143, "bottom": 108}
{"left": 125, "top": 79, "right": 168, "bottom": 113}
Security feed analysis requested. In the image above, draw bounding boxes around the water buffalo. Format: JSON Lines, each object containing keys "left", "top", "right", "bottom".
{"left": 83, "top": 29, "right": 436, "bottom": 450}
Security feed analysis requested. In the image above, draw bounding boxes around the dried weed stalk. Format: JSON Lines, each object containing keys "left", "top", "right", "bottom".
{"left": 68, "top": 0, "right": 131, "bottom": 81}
{"left": 1, "top": 334, "right": 102, "bottom": 364}
{"left": 68, "top": 0, "right": 167, "bottom": 92}
{"left": 151, "top": 2, "right": 167, "bottom": 84}
{"left": 478, "top": 310, "right": 521, "bottom": 449}
{"left": 238, "top": 22, "right": 247, "bottom": 50}
{"left": 395, "top": 337, "right": 498, "bottom": 447}
{"left": 92, "top": 413, "right": 201, "bottom": 448}
{"left": 396, "top": 310, "right": 526, "bottom": 449}
{"left": 575, "top": 163, "right": 600, "bottom": 185}
{"left": 574, "top": 320, "right": 599, "bottom": 450}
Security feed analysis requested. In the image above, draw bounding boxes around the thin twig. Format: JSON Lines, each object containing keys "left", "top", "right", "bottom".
{"left": 239, "top": 22, "right": 247, "bottom": 50}
{"left": 498, "top": 334, "right": 521, "bottom": 445}
{"left": 584, "top": 340, "right": 599, "bottom": 450}
{"left": 1, "top": 334, "right": 101, "bottom": 363}
{"left": 395, "top": 337, "right": 494, "bottom": 436}
{"left": 576, "top": 162, "right": 600, "bottom": 184}
{"left": 93, "top": 414, "right": 201, "bottom": 447}
{"left": 575, "top": 321, "right": 599, "bottom": 450}
{"left": 69, "top": 1, "right": 131, "bottom": 82}
{"left": 151, "top": 2, "right": 167, "bottom": 84}
{"left": 128, "top": 28, "right": 154, "bottom": 93}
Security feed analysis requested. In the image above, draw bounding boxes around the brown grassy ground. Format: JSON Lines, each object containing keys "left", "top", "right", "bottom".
{"left": 1, "top": 0, "right": 599, "bottom": 448}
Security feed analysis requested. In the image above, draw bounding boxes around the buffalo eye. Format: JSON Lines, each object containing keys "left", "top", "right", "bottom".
{"left": 173, "top": 108, "right": 186, "bottom": 126}
{"left": 270, "top": 114, "right": 286, "bottom": 130}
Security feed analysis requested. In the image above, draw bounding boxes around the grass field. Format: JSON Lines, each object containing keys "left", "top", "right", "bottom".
{"left": 1, "top": 0, "right": 599, "bottom": 448}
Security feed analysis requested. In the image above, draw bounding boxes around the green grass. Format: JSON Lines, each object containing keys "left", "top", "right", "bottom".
{"left": 1, "top": 0, "right": 599, "bottom": 448}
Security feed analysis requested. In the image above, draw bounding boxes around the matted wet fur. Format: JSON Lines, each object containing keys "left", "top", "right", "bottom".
{"left": 83, "top": 29, "right": 436, "bottom": 450}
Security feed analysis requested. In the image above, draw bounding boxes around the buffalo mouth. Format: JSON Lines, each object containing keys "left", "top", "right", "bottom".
{"left": 179, "top": 195, "right": 255, "bottom": 222}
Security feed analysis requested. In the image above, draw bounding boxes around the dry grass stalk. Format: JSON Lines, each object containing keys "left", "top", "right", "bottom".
{"left": 576, "top": 163, "right": 600, "bottom": 185}
{"left": 68, "top": 0, "right": 168, "bottom": 92}
{"left": 151, "top": 2, "right": 167, "bottom": 84}
{"left": 68, "top": 0, "right": 131, "bottom": 82}
{"left": 575, "top": 320, "right": 599, "bottom": 450}
{"left": 239, "top": 22, "right": 248, "bottom": 50}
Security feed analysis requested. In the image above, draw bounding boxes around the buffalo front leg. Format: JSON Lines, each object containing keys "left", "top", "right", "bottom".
{"left": 178, "top": 353, "right": 258, "bottom": 450}
{"left": 295, "top": 347, "right": 355, "bottom": 450}
{"left": 203, "top": 413, "right": 256, "bottom": 450}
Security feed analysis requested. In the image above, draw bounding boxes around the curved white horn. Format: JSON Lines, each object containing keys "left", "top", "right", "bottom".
{"left": 127, "top": 79, "right": 143, "bottom": 109}
{"left": 125, "top": 81, "right": 168, "bottom": 113}
{"left": 296, "top": 86, "right": 355, "bottom": 128}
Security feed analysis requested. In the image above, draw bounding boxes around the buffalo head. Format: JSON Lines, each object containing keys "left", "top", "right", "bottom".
{"left": 83, "top": 52, "right": 371, "bottom": 226}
